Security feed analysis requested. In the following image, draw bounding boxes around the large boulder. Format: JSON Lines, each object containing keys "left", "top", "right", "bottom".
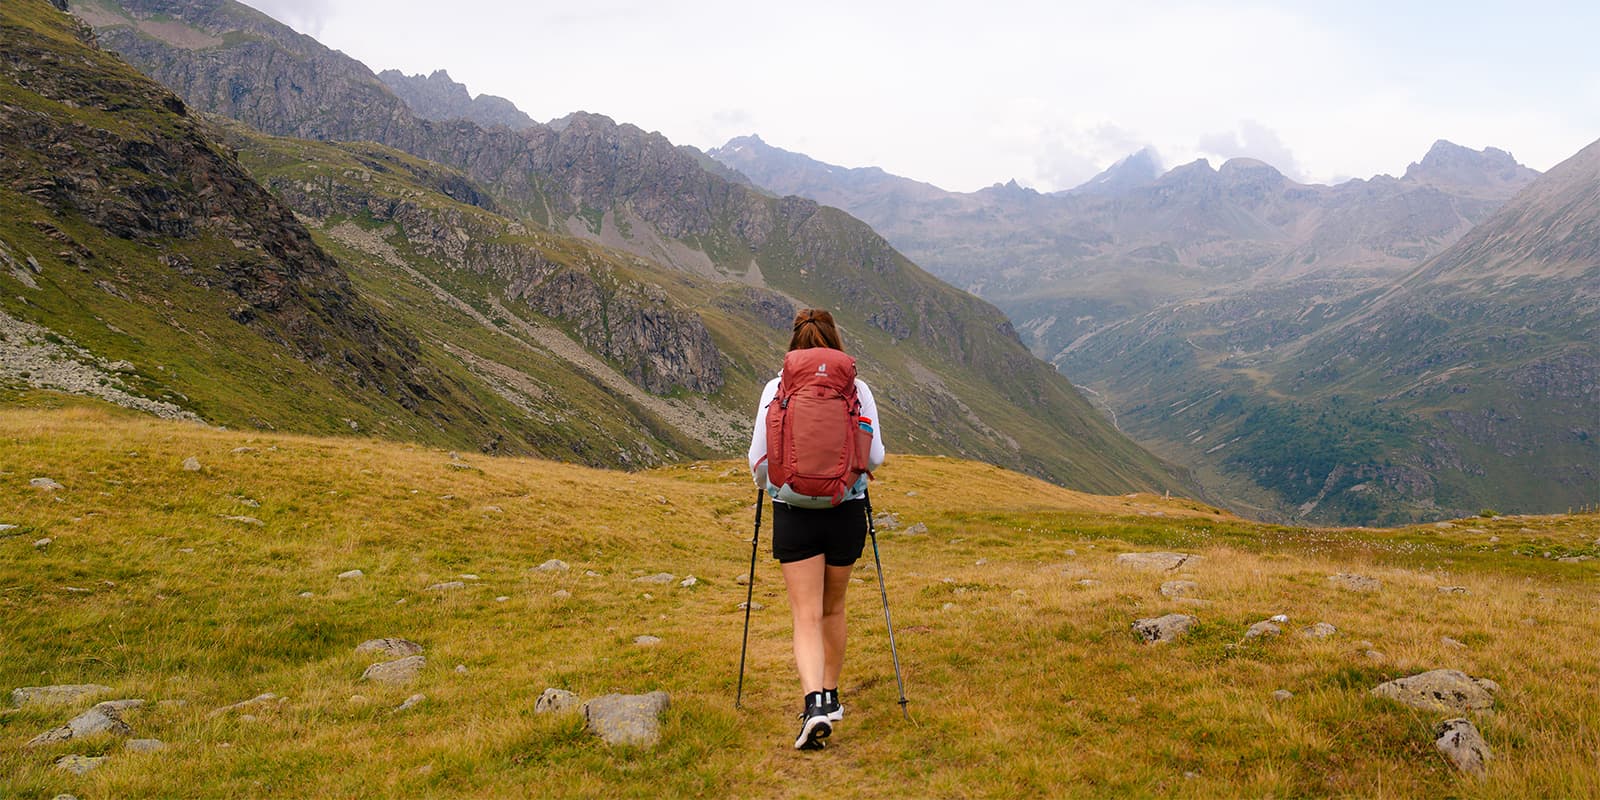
{"left": 1115, "top": 552, "right": 1200, "bottom": 572}
{"left": 11, "top": 684, "right": 114, "bottom": 707}
{"left": 1371, "top": 669, "right": 1498, "bottom": 713}
{"left": 584, "top": 691, "right": 670, "bottom": 747}
{"left": 361, "top": 656, "right": 426, "bottom": 686}
{"left": 1132, "top": 614, "right": 1197, "bottom": 643}
{"left": 27, "top": 702, "right": 135, "bottom": 747}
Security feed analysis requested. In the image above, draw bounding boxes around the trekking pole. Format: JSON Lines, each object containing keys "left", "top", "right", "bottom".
{"left": 735, "top": 489, "right": 763, "bottom": 709}
{"left": 864, "top": 490, "right": 910, "bottom": 720}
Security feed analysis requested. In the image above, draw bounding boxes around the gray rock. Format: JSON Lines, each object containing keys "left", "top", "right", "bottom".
{"left": 584, "top": 691, "right": 671, "bottom": 747}
{"left": 222, "top": 516, "right": 263, "bottom": 526}
{"left": 1438, "top": 585, "right": 1470, "bottom": 594}
{"left": 97, "top": 699, "right": 145, "bottom": 712}
{"left": 1301, "top": 622, "right": 1338, "bottom": 639}
{"left": 53, "top": 795, "right": 81, "bottom": 800}
{"left": 633, "top": 573, "right": 675, "bottom": 584}
{"left": 1159, "top": 580, "right": 1199, "bottom": 598}
{"left": 1133, "top": 613, "right": 1197, "bottom": 643}
{"left": 1371, "top": 669, "right": 1498, "bottom": 713}
{"left": 426, "top": 581, "right": 466, "bottom": 592}
{"left": 454, "top": 664, "right": 468, "bottom": 674}
{"left": 1434, "top": 718, "right": 1491, "bottom": 777}
{"left": 553, "top": 590, "right": 571, "bottom": 599}
{"left": 34, "top": 537, "right": 52, "bottom": 548}
{"left": 31, "top": 477, "right": 64, "bottom": 491}
{"left": 55, "top": 755, "right": 107, "bottom": 775}
{"left": 902, "top": 522, "right": 928, "bottom": 535}
{"left": 11, "top": 684, "right": 114, "bottom": 707}
{"left": 182, "top": 457, "right": 202, "bottom": 472}
{"left": 737, "top": 601, "right": 763, "bottom": 611}
{"left": 1115, "top": 552, "right": 1200, "bottom": 572}
{"left": 394, "top": 694, "right": 426, "bottom": 713}
{"left": 1328, "top": 573, "right": 1381, "bottom": 592}
{"left": 1272, "top": 689, "right": 1294, "bottom": 702}
{"left": 125, "top": 738, "right": 166, "bottom": 753}
{"left": 338, "top": 569, "right": 364, "bottom": 579}
{"left": 1077, "top": 579, "right": 1101, "bottom": 587}
{"left": 0, "top": 523, "right": 16, "bottom": 532}
{"left": 1245, "top": 621, "right": 1282, "bottom": 639}
{"left": 537, "top": 559, "right": 569, "bottom": 572}
{"left": 361, "top": 656, "right": 425, "bottom": 686}
{"left": 298, "top": 591, "right": 314, "bottom": 598}
{"left": 679, "top": 575, "right": 698, "bottom": 587}
{"left": 536, "top": 688, "right": 580, "bottom": 714}
{"left": 355, "top": 638, "right": 424, "bottom": 658}
{"left": 1442, "top": 636, "right": 1467, "bottom": 650}
{"left": 27, "top": 702, "right": 133, "bottom": 747}
{"left": 634, "top": 635, "right": 662, "bottom": 646}
{"left": 733, "top": 572, "right": 750, "bottom": 585}
{"left": 872, "top": 512, "right": 901, "bottom": 529}
{"left": 207, "top": 692, "right": 280, "bottom": 718}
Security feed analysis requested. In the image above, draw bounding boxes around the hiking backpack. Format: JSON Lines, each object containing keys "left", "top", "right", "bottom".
{"left": 765, "top": 347, "right": 874, "bottom": 508}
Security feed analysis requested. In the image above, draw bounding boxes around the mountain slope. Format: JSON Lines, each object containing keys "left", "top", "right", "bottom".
{"left": 77, "top": 0, "right": 1195, "bottom": 496}
{"left": 377, "top": 69, "right": 537, "bottom": 131}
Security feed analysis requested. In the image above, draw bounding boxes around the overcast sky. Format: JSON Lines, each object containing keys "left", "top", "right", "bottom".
{"left": 243, "top": 0, "right": 1598, "bottom": 193}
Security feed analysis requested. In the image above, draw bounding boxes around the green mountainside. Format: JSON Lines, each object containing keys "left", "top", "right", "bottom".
{"left": 0, "top": 0, "right": 1193, "bottom": 496}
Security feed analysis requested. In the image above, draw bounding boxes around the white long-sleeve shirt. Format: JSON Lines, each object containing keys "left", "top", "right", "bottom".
{"left": 749, "top": 374, "right": 886, "bottom": 503}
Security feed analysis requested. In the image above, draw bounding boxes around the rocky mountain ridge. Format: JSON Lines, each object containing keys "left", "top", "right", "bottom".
{"left": 377, "top": 69, "right": 537, "bottom": 131}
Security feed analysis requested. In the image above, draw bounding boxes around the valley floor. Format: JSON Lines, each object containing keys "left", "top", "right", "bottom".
{"left": 1, "top": 400, "right": 1596, "bottom": 798}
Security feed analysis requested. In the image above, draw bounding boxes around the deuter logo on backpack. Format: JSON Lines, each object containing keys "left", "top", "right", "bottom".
{"left": 766, "top": 348, "right": 873, "bottom": 507}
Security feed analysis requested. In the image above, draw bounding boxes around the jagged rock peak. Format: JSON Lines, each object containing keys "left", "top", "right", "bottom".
{"left": 1404, "top": 139, "right": 1537, "bottom": 187}
{"left": 377, "top": 67, "right": 536, "bottom": 131}
{"left": 1069, "top": 147, "right": 1162, "bottom": 195}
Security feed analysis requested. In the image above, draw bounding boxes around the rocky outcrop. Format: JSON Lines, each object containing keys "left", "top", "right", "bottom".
{"left": 378, "top": 69, "right": 536, "bottom": 131}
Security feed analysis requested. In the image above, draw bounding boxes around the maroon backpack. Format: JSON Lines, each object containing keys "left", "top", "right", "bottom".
{"left": 765, "top": 348, "right": 874, "bottom": 507}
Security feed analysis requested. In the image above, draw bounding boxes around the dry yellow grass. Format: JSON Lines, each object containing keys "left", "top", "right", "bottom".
{"left": 1, "top": 403, "right": 1596, "bottom": 798}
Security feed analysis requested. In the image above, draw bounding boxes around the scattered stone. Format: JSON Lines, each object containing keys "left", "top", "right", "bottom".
{"left": 125, "top": 738, "right": 166, "bottom": 753}
{"left": 338, "top": 569, "right": 364, "bottom": 580}
{"left": 1115, "top": 552, "right": 1200, "bottom": 571}
{"left": 634, "top": 573, "right": 675, "bottom": 585}
{"left": 182, "top": 457, "right": 202, "bottom": 472}
{"left": 298, "top": 591, "right": 314, "bottom": 598}
{"left": 1245, "top": 621, "right": 1282, "bottom": 639}
{"left": 1269, "top": 614, "right": 1288, "bottom": 623}
{"left": 1302, "top": 622, "right": 1338, "bottom": 639}
{"left": 536, "top": 688, "right": 580, "bottom": 714}
{"left": 454, "top": 665, "right": 468, "bottom": 675}
{"left": 1442, "top": 636, "right": 1467, "bottom": 650}
{"left": 11, "top": 684, "right": 113, "bottom": 707}
{"left": 53, "top": 795, "right": 81, "bottom": 800}
{"left": 34, "top": 537, "right": 53, "bottom": 548}
{"left": 208, "top": 693, "right": 281, "bottom": 718}
{"left": 1328, "top": 573, "right": 1381, "bottom": 592}
{"left": 239, "top": 714, "right": 258, "bottom": 723}
{"left": 585, "top": 570, "right": 601, "bottom": 577}
{"left": 361, "top": 656, "right": 425, "bottom": 686}
{"left": 903, "top": 522, "right": 928, "bottom": 535}
{"left": 55, "top": 755, "right": 107, "bottom": 775}
{"left": 0, "top": 523, "right": 16, "bottom": 532}
{"left": 27, "top": 702, "right": 134, "bottom": 747}
{"left": 1434, "top": 718, "right": 1491, "bottom": 777}
{"left": 738, "top": 601, "right": 764, "bottom": 611}
{"left": 975, "top": 559, "right": 989, "bottom": 566}
{"left": 1133, "top": 613, "right": 1197, "bottom": 643}
{"left": 872, "top": 512, "right": 901, "bottom": 529}
{"left": 496, "top": 596, "right": 510, "bottom": 602}
{"left": 348, "top": 695, "right": 368, "bottom": 705}
{"left": 460, "top": 574, "right": 480, "bottom": 581}
{"left": 230, "top": 447, "right": 257, "bottom": 455}
{"left": 1433, "top": 522, "right": 1454, "bottom": 530}
{"left": 426, "top": 581, "right": 466, "bottom": 592}
{"left": 1159, "top": 580, "right": 1199, "bottom": 598}
{"left": 1272, "top": 689, "right": 1294, "bottom": 702}
{"left": 1488, "top": 536, "right": 1500, "bottom": 544}
{"left": 553, "top": 590, "right": 571, "bottom": 599}
{"left": 31, "top": 477, "right": 64, "bottom": 491}
{"left": 1364, "top": 649, "right": 1386, "bottom": 661}
{"left": 1077, "top": 579, "right": 1100, "bottom": 587}
{"left": 222, "top": 515, "right": 263, "bottom": 526}
{"left": 942, "top": 602, "right": 957, "bottom": 612}
{"left": 1438, "top": 586, "right": 1470, "bottom": 595}
{"left": 394, "top": 694, "right": 426, "bottom": 713}
{"left": 355, "top": 638, "right": 424, "bottom": 658}
{"left": 634, "top": 635, "right": 661, "bottom": 646}
{"left": 584, "top": 691, "right": 671, "bottom": 747}
{"left": 679, "top": 575, "right": 698, "bottom": 588}
{"left": 1371, "top": 669, "right": 1498, "bottom": 713}
{"left": 537, "top": 559, "right": 569, "bottom": 572}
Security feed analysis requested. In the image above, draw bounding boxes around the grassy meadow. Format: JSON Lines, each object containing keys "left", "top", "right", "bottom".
{"left": 1, "top": 399, "right": 1597, "bottom": 798}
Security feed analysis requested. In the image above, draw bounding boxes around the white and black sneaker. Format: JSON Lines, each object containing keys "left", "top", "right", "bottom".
{"left": 793, "top": 691, "right": 832, "bottom": 750}
{"left": 822, "top": 688, "right": 843, "bottom": 723}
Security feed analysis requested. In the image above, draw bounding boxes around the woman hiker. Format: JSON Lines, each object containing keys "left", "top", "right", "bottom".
{"left": 748, "top": 308, "right": 886, "bottom": 750}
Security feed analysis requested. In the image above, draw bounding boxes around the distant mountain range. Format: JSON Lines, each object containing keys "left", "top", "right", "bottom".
{"left": 0, "top": 0, "right": 1195, "bottom": 497}
{"left": 710, "top": 132, "right": 1597, "bottom": 523}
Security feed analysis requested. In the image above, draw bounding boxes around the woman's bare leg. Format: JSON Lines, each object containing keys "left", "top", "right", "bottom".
{"left": 821, "top": 563, "right": 854, "bottom": 689}
{"left": 780, "top": 554, "right": 827, "bottom": 694}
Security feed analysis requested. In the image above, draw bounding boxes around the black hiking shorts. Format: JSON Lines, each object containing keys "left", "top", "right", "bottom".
{"left": 771, "top": 498, "right": 868, "bottom": 567}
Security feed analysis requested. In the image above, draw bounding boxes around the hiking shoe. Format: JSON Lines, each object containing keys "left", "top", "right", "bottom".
{"left": 793, "top": 692, "right": 831, "bottom": 750}
{"left": 822, "top": 688, "right": 843, "bottom": 723}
